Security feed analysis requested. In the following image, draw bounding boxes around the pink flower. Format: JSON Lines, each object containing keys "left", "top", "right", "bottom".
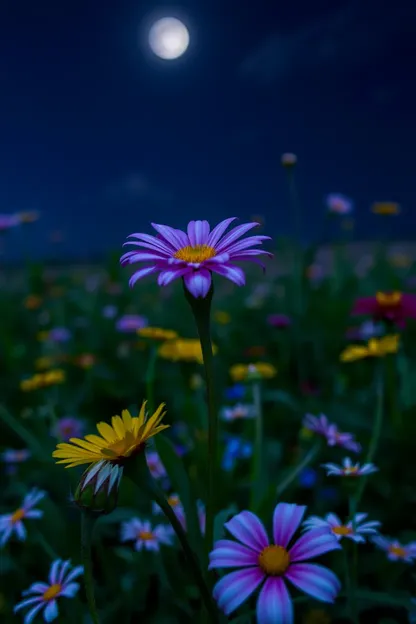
{"left": 209, "top": 503, "right": 341, "bottom": 622}
{"left": 326, "top": 194, "right": 354, "bottom": 215}
{"left": 121, "top": 218, "right": 272, "bottom": 298}
{"left": 351, "top": 292, "right": 416, "bottom": 328}
{"left": 303, "top": 414, "right": 361, "bottom": 453}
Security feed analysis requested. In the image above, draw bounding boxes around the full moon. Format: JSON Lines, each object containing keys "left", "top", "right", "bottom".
{"left": 148, "top": 17, "right": 190, "bottom": 60}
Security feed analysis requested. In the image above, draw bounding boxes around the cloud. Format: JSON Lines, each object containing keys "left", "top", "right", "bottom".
{"left": 239, "top": 1, "right": 416, "bottom": 85}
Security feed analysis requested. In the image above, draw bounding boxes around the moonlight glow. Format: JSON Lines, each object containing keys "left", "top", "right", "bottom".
{"left": 148, "top": 17, "right": 190, "bottom": 60}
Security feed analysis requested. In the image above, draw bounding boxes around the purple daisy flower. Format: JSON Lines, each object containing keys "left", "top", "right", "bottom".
{"left": 51, "top": 417, "right": 85, "bottom": 442}
{"left": 209, "top": 502, "right": 341, "bottom": 623}
{"left": 121, "top": 218, "right": 272, "bottom": 298}
{"left": 303, "top": 414, "right": 361, "bottom": 454}
{"left": 115, "top": 314, "right": 148, "bottom": 333}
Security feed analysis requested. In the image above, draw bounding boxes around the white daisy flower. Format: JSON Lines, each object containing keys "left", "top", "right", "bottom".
{"left": 0, "top": 488, "right": 46, "bottom": 547}
{"left": 220, "top": 403, "right": 256, "bottom": 421}
{"left": 14, "top": 559, "right": 83, "bottom": 623}
{"left": 321, "top": 457, "right": 378, "bottom": 477}
{"left": 120, "top": 518, "right": 173, "bottom": 552}
{"left": 303, "top": 512, "right": 381, "bottom": 543}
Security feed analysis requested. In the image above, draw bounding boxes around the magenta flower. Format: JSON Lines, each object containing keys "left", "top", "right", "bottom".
{"left": 121, "top": 218, "right": 272, "bottom": 298}
{"left": 303, "top": 414, "right": 361, "bottom": 453}
{"left": 267, "top": 313, "right": 292, "bottom": 328}
{"left": 209, "top": 503, "right": 341, "bottom": 622}
{"left": 351, "top": 292, "right": 416, "bottom": 328}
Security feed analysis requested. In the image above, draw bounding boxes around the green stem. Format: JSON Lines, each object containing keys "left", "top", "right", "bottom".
{"left": 355, "top": 361, "right": 384, "bottom": 509}
{"left": 348, "top": 497, "right": 358, "bottom": 624}
{"left": 81, "top": 512, "right": 100, "bottom": 624}
{"left": 145, "top": 345, "right": 158, "bottom": 414}
{"left": 183, "top": 282, "right": 217, "bottom": 562}
{"left": 276, "top": 441, "right": 321, "bottom": 497}
{"left": 125, "top": 455, "right": 219, "bottom": 623}
{"left": 250, "top": 382, "right": 263, "bottom": 508}
{"left": 343, "top": 547, "right": 358, "bottom": 624}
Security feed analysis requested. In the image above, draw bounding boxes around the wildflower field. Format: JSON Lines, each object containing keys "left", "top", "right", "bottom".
{"left": 1, "top": 213, "right": 416, "bottom": 623}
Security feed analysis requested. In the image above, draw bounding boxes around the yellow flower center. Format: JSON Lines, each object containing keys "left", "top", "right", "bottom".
{"left": 388, "top": 545, "right": 407, "bottom": 558}
{"left": 343, "top": 466, "right": 359, "bottom": 475}
{"left": 11, "top": 508, "right": 26, "bottom": 524}
{"left": 173, "top": 244, "right": 216, "bottom": 264}
{"left": 167, "top": 496, "right": 180, "bottom": 507}
{"left": 43, "top": 584, "right": 62, "bottom": 601}
{"left": 138, "top": 530, "right": 154, "bottom": 541}
{"left": 258, "top": 545, "right": 290, "bottom": 575}
{"left": 376, "top": 291, "right": 402, "bottom": 306}
{"left": 101, "top": 431, "right": 141, "bottom": 460}
{"left": 332, "top": 525, "right": 352, "bottom": 536}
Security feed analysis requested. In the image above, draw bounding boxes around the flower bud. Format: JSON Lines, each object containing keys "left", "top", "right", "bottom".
{"left": 74, "top": 461, "right": 122, "bottom": 515}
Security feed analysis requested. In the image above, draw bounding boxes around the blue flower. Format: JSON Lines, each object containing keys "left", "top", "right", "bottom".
{"left": 298, "top": 468, "right": 317, "bottom": 489}
{"left": 222, "top": 436, "right": 253, "bottom": 472}
{"left": 224, "top": 384, "right": 246, "bottom": 401}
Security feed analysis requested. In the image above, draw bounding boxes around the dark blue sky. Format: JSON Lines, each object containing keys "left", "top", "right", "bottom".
{"left": 1, "top": 0, "right": 415, "bottom": 260}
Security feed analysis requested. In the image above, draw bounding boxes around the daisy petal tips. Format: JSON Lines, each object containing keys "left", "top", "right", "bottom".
{"left": 121, "top": 218, "right": 272, "bottom": 298}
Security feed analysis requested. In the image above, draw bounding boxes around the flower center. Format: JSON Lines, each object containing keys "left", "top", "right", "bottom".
{"left": 332, "top": 525, "right": 353, "bottom": 536}
{"left": 343, "top": 466, "right": 359, "bottom": 475}
{"left": 173, "top": 244, "right": 216, "bottom": 264}
{"left": 138, "top": 530, "right": 154, "bottom": 541}
{"left": 258, "top": 545, "right": 290, "bottom": 575}
{"left": 101, "top": 431, "right": 141, "bottom": 461}
{"left": 167, "top": 495, "right": 180, "bottom": 507}
{"left": 11, "top": 508, "right": 26, "bottom": 524}
{"left": 376, "top": 291, "right": 402, "bottom": 307}
{"left": 43, "top": 584, "right": 62, "bottom": 601}
{"left": 389, "top": 545, "right": 407, "bottom": 558}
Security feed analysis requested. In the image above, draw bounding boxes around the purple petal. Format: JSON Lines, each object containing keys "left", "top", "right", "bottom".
{"left": 256, "top": 577, "right": 294, "bottom": 624}
{"left": 213, "top": 567, "right": 264, "bottom": 616}
{"left": 273, "top": 504, "right": 307, "bottom": 548}
{"left": 63, "top": 565, "right": 84, "bottom": 584}
{"left": 187, "top": 220, "right": 210, "bottom": 246}
{"left": 49, "top": 560, "right": 62, "bottom": 585}
{"left": 21, "top": 602, "right": 45, "bottom": 624}
{"left": 216, "top": 222, "right": 260, "bottom": 252}
{"left": 209, "top": 539, "right": 259, "bottom": 569}
{"left": 151, "top": 223, "right": 189, "bottom": 250}
{"left": 129, "top": 266, "right": 158, "bottom": 288}
{"left": 285, "top": 563, "right": 341, "bottom": 603}
{"left": 289, "top": 528, "right": 341, "bottom": 562}
{"left": 44, "top": 599, "right": 59, "bottom": 622}
{"left": 60, "top": 582, "right": 80, "bottom": 598}
{"left": 126, "top": 232, "right": 175, "bottom": 254}
{"left": 14, "top": 597, "right": 43, "bottom": 612}
{"left": 120, "top": 251, "right": 166, "bottom": 263}
{"left": 25, "top": 583, "right": 49, "bottom": 595}
{"left": 183, "top": 269, "right": 212, "bottom": 298}
{"left": 157, "top": 267, "right": 189, "bottom": 286}
{"left": 225, "top": 236, "right": 271, "bottom": 255}
{"left": 209, "top": 263, "right": 245, "bottom": 286}
{"left": 207, "top": 217, "right": 237, "bottom": 247}
{"left": 225, "top": 511, "right": 269, "bottom": 552}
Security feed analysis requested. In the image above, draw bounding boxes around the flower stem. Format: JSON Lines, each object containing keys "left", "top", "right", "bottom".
{"left": 183, "top": 282, "right": 217, "bottom": 560}
{"left": 80, "top": 512, "right": 100, "bottom": 624}
{"left": 250, "top": 381, "right": 263, "bottom": 509}
{"left": 145, "top": 345, "right": 158, "bottom": 414}
{"left": 125, "top": 455, "right": 219, "bottom": 623}
{"left": 355, "top": 361, "right": 384, "bottom": 509}
{"left": 343, "top": 546, "right": 358, "bottom": 624}
{"left": 276, "top": 441, "right": 321, "bottom": 498}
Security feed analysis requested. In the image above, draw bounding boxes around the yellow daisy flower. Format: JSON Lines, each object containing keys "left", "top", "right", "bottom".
{"left": 229, "top": 362, "right": 277, "bottom": 382}
{"left": 137, "top": 327, "right": 178, "bottom": 341}
{"left": 371, "top": 202, "right": 400, "bottom": 215}
{"left": 158, "top": 338, "right": 218, "bottom": 364}
{"left": 20, "top": 369, "right": 65, "bottom": 392}
{"left": 340, "top": 335, "right": 399, "bottom": 363}
{"left": 53, "top": 402, "right": 168, "bottom": 469}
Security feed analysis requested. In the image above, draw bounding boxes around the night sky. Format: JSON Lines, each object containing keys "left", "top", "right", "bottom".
{"left": 1, "top": 0, "right": 416, "bottom": 261}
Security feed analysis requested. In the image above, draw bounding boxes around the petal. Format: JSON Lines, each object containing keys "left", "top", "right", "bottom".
{"left": 183, "top": 269, "right": 212, "bottom": 298}
{"left": 129, "top": 266, "right": 158, "bottom": 288}
{"left": 207, "top": 217, "right": 237, "bottom": 247}
{"left": 285, "top": 563, "right": 341, "bottom": 603}
{"left": 273, "top": 503, "right": 307, "bottom": 548}
{"left": 209, "top": 263, "right": 245, "bottom": 286}
{"left": 96, "top": 422, "right": 117, "bottom": 443}
{"left": 125, "top": 232, "right": 174, "bottom": 254}
{"left": 256, "top": 577, "right": 294, "bottom": 624}
{"left": 151, "top": 223, "right": 188, "bottom": 250}
{"left": 25, "top": 583, "right": 49, "bottom": 595}
{"left": 213, "top": 567, "right": 264, "bottom": 616}
{"left": 22, "top": 602, "right": 45, "bottom": 624}
{"left": 58, "top": 560, "right": 72, "bottom": 584}
{"left": 44, "top": 599, "right": 59, "bottom": 622}
{"left": 225, "top": 511, "right": 269, "bottom": 552}
{"left": 14, "top": 597, "right": 43, "bottom": 612}
{"left": 187, "top": 220, "right": 210, "bottom": 246}
{"left": 215, "top": 222, "right": 260, "bottom": 253}
{"left": 60, "top": 582, "right": 80, "bottom": 598}
{"left": 157, "top": 267, "right": 189, "bottom": 286}
{"left": 63, "top": 565, "right": 84, "bottom": 584}
{"left": 209, "top": 539, "right": 259, "bottom": 569}
{"left": 49, "top": 560, "right": 62, "bottom": 585}
{"left": 289, "top": 528, "right": 341, "bottom": 562}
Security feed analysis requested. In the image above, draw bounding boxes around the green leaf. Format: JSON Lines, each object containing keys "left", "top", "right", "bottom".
{"left": 213, "top": 505, "right": 238, "bottom": 542}
{"left": 0, "top": 405, "right": 49, "bottom": 461}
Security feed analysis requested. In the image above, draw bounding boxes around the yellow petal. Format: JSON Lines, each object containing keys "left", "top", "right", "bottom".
{"left": 96, "top": 422, "right": 117, "bottom": 442}
{"left": 111, "top": 415, "right": 126, "bottom": 439}
{"left": 144, "top": 424, "right": 170, "bottom": 441}
{"left": 121, "top": 409, "right": 133, "bottom": 431}
{"left": 84, "top": 434, "right": 108, "bottom": 448}
{"left": 68, "top": 438, "right": 102, "bottom": 454}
